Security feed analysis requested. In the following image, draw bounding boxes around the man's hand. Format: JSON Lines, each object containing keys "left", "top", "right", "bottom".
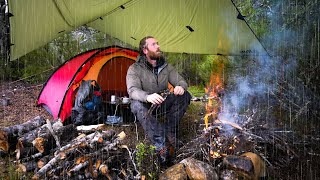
{"left": 174, "top": 86, "right": 185, "bottom": 95}
{"left": 146, "top": 93, "right": 164, "bottom": 104}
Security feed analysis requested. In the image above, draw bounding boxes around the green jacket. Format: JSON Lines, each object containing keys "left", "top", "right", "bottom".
{"left": 126, "top": 55, "right": 188, "bottom": 102}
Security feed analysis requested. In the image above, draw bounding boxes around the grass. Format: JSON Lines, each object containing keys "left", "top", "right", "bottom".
{"left": 188, "top": 86, "right": 205, "bottom": 97}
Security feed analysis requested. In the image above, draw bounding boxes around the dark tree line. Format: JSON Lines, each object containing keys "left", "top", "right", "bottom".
{"left": 0, "top": 0, "right": 10, "bottom": 67}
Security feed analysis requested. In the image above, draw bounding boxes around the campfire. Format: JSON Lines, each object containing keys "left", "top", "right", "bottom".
{"left": 173, "top": 58, "right": 298, "bottom": 179}
{"left": 203, "top": 58, "right": 224, "bottom": 129}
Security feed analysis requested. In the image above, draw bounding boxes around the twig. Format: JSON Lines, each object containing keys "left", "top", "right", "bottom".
{"left": 120, "top": 145, "right": 140, "bottom": 179}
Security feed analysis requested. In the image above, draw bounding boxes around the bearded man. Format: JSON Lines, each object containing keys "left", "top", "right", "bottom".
{"left": 126, "top": 36, "right": 191, "bottom": 164}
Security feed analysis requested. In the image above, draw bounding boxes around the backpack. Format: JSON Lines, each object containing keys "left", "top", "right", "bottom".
{"left": 71, "top": 80, "right": 104, "bottom": 125}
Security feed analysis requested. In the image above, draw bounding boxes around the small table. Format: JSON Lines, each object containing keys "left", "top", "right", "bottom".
{"left": 103, "top": 100, "right": 132, "bottom": 123}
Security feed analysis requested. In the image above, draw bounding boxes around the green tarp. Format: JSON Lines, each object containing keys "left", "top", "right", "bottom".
{"left": 8, "top": 0, "right": 267, "bottom": 60}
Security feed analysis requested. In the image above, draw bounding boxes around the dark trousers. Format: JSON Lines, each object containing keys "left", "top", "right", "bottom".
{"left": 130, "top": 91, "right": 191, "bottom": 151}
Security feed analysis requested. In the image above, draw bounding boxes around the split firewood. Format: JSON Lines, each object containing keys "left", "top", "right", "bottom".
{"left": 0, "top": 116, "right": 46, "bottom": 155}
{"left": 76, "top": 124, "right": 106, "bottom": 133}
{"left": 0, "top": 130, "right": 9, "bottom": 155}
{"left": 15, "top": 145, "right": 38, "bottom": 160}
{"left": 33, "top": 124, "right": 76, "bottom": 154}
{"left": 30, "top": 131, "right": 125, "bottom": 179}
{"left": 37, "top": 155, "right": 53, "bottom": 169}
{"left": 99, "top": 164, "right": 112, "bottom": 179}
{"left": 56, "top": 130, "right": 115, "bottom": 155}
{"left": 67, "top": 160, "right": 90, "bottom": 177}
{"left": 87, "top": 130, "right": 116, "bottom": 148}
{"left": 92, "top": 159, "right": 102, "bottom": 178}
{"left": 46, "top": 160, "right": 73, "bottom": 178}
{"left": 15, "top": 124, "right": 48, "bottom": 159}
{"left": 32, "top": 153, "right": 63, "bottom": 180}
{"left": 1, "top": 116, "right": 46, "bottom": 137}
{"left": 17, "top": 152, "right": 43, "bottom": 163}
{"left": 38, "top": 131, "right": 117, "bottom": 176}
{"left": 16, "top": 161, "right": 38, "bottom": 173}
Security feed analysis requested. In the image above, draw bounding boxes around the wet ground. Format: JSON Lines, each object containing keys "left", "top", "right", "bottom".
{"left": 0, "top": 81, "right": 319, "bottom": 179}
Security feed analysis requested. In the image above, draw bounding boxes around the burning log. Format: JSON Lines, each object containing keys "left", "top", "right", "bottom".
{"left": 0, "top": 116, "right": 46, "bottom": 155}
{"left": 176, "top": 115, "right": 299, "bottom": 180}
{"left": 213, "top": 119, "right": 243, "bottom": 131}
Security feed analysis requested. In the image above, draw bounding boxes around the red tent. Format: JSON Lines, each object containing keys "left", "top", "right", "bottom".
{"left": 37, "top": 46, "right": 138, "bottom": 122}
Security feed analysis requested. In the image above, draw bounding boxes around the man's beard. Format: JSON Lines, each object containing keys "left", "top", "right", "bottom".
{"left": 147, "top": 50, "right": 161, "bottom": 60}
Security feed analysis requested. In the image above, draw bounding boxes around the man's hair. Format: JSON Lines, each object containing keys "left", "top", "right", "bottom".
{"left": 139, "top": 36, "right": 154, "bottom": 56}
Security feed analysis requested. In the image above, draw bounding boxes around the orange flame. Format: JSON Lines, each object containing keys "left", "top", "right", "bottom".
{"left": 204, "top": 57, "right": 225, "bottom": 129}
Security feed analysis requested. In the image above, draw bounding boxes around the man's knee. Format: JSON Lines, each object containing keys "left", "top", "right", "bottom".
{"left": 175, "top": 91, "right": 192, "bottom": 106}
{"left": 130, "top": 100, "right": 148, "bottom": 114}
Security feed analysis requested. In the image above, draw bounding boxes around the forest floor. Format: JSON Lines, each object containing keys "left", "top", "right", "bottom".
{"left": 0, "top": 81, "right": 203, "bottom": 179}
{"left": 0, "top": 81, "right": 319, "bottom": 179}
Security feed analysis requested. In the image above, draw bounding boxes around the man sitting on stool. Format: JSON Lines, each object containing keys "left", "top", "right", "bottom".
{"left": 126, "top": 36, "right": 191, "bottom": 164}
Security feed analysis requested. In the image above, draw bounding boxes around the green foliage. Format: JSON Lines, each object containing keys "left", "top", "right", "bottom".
{"left": 234, "top": 0, "right": 271, "bottom": 38}
{"left": 135, "top": 143, "right": 159, "bottom": 179}
{"left": 0, "top": 157, "right": 24, "bottom": 180}
{"left": 200, "top": 55, "right": 231, "bottom": 86}
{"left": 166, "top": 53, "right": 207, "bottom": 86}
{"left": 0, "top": 26, "right": 137, "bottom": 84}
{"left": 188, "top": 85, "right": 205, "bottom": 97}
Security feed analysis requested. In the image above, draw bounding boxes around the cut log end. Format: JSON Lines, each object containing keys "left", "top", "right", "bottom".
{"left": 117, "top": 131, "right": 126, "bottom": 140}
{"left": 33, "top": 137, "right": 45, "bottom": 153}
{"left": 16, "top": 164, "right": 27, "bottom": 173}
{"left": 0, "top": 140, "right": 9, "bottom": 155}
{"left": 32, "top": 175, "right": 39, "bottom": 180}
{"left": 0, "top": 131, "right": 9, "bottom": 154}
{"left": 99, "top": 164, "right": 109, "bottom": 175}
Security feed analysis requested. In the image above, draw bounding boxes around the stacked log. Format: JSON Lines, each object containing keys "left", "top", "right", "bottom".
{"left": 1, "top": 116, "right": 133, "bottom": 179}
{"left": 0, "top": 116, "right": 46, "bottom": 156}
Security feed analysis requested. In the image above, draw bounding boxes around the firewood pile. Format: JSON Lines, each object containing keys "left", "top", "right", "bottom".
{"left": 174, "top": 119, "right": 299, "bottom": 179}
{"left": 0, "top": 116, "right": 138, "bottom": 179}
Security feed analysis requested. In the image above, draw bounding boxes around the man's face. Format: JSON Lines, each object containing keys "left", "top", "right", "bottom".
{"left": 144, "top": 38, "right": 161, "bottom": 59}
